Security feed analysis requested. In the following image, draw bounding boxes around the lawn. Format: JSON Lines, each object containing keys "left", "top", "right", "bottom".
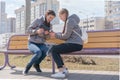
{"left": 0, "top": 54, "right": 119, "bottom": 71}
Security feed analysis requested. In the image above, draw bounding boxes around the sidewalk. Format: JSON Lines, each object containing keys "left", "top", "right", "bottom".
{"left": 0, "top": 67, "right": 119, "bottom": 80}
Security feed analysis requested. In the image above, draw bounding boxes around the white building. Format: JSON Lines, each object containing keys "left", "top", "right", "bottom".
{"left": 15, "top": 0, "right": 60, "bottom": 34}
{"left": 0, "top": 1, "right": 7, "bottom": 34}
{"left": 105, "top": 1, "right": 120, "bottom": 29}
{"left": 7, "top": 17, "right": 16, "bottom": 33}
{"left": 79, "top": 17, "right": 105, "bottom": 31}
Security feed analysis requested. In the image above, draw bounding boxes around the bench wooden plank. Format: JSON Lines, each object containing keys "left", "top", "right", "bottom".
{"left": 88, "top": 30, "right": 120, "bottom": 37}
{"left": 84, "top": 43, "right": 120, "bottom": 48}
{"left": 9, "top": 41, "right": 28, "bottom": 45}
{"left": 8, "top": 45, "right": 28, "bottom": 50}
{"left": 47, "top": 39, "right": 65, "bottom": 44}
{"left": 10, "top": 36, "right": 28, "bottom": 41}
{"left": 88, "top": 37, "right": 120, "bottom": 43}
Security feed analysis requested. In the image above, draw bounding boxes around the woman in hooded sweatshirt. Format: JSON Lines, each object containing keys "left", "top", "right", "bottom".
{"left": 50, "top": 8, "right": 83, "bottom": 78}
{"left": 23, "top": 10, "right": 56, "bottom": 75}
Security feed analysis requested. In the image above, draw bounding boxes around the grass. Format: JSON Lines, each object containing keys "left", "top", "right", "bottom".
{"left": 0, "top": 53, "right": 119, "bottom": 71}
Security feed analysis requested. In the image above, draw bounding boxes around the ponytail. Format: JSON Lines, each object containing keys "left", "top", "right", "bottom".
{"left": 63, "top": 18, "right": 67, "bottom": 33}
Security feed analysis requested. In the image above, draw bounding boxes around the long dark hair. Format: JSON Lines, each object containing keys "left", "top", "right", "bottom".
{"left": 44, "top": 10, "right": 56, "bottom": 27}
{"left": 59, "top": 8, "right": 69, "bottom": 33}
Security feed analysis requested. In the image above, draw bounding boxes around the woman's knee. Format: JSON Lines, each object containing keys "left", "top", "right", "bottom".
{"left": 51, "top": 46, "right": 58, "bottom": 53}
{"left": 32, "top": 49, "right": 42, "bottom": 58}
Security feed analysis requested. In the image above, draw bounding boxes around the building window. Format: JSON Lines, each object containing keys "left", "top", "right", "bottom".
{"left": 90, "top": 25, "right": 94, "bottom": 27}
{"left": 83, "top": 21, "right": 88, "bottom": 24}
{"left": 109, "top": 10, "right": 112, "bottom": 13}
{"left": 90, "top": 20, "right": 94, "bottom": 23}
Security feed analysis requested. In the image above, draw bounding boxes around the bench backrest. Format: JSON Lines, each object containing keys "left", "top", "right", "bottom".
{"left": 7, "top": 35, "right": 28, "bottom": 50}
{"left": 84, "top": 30, "right": 120, "bottom": 49}
{"left": 7, "top": 29, "right": 120, "bottom": 50}
{"left": 47, "top": 29, "right": 120, "bottom": 49}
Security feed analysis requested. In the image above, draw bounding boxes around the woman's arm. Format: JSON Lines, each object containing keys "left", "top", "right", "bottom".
{"left": 55, "top": 19, "right": 75, "bottom": 40}
{"left": 27, "top": 16, "right": 44, "bottom": 35}
{"left": 27, "top": 18, "right": 39, "bottom": 35}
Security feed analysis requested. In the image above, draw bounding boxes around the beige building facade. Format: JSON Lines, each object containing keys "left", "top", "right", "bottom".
{"left": 79, "top": 17, "right": 105, "bottom": 31}
{"left": 105, "top": 1, "right": 120, "bottom": 29}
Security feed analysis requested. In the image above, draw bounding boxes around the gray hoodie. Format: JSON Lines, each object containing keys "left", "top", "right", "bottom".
{"left": 55, "top": 14, "right": 83, "bottom": 45}
{"left": 27, "top": 16, "right": 51, "bottom": 44}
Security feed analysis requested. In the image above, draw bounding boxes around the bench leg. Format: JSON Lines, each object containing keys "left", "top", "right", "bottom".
{"left": 52, "top": 56, "right": 55, "bottom": 74}
{"left": 6, "top": 54, "right": 16, "bottom": 69}
{"left": 0, "top": 53, "right": 7, "bottom": 70}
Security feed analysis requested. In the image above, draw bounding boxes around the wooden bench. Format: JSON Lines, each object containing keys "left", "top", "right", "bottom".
{"left": 0, "top": 29, "right": 119, "bottom": 73}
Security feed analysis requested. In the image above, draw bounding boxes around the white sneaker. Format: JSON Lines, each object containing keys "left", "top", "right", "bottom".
{"left": 51, "top": 72, "right": 66, "bottom": 78}
{"left": 63, "top": 68, "right": 69, "bottom": 75}
{"left": 22, "top": 70, "right": 28, "bottom": 76}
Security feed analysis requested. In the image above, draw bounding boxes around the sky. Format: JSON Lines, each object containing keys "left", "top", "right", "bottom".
{"left": 0, "top": 0, "right": 105, "bottom": 19}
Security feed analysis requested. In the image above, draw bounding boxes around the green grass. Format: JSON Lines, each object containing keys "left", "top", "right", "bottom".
{"left": 0, "top": 54, "right": 119, "bottom": 71}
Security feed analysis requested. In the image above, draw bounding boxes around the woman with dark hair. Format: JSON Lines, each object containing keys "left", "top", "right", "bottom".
{"left": 50, "top": 8, "right": 83, "bottom": 78}
{"left": 23, "top": 10, "right": 56, "bottom": 75}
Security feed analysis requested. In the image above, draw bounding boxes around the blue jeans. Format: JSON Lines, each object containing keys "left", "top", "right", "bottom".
{"left": 27, "top": 42, "right": 48, "bottom": 67}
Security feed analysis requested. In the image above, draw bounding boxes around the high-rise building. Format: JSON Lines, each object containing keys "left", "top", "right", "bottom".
{"left": 79, "top": 17, "right": 105, "bottom": 31}
{"left": 105, "top": 1, "right": 120, "bottom": 29}
{"left": 15, "top": 0, "right": 59, "bottom": 34}
{"left": 0, "top": 1, "right": 7, "bottom": 34}
{"left": 7, "top": 17, "right": 16, "bottom": 33}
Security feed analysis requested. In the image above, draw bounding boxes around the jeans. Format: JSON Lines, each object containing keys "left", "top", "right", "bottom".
{"left": 51, "top": 43, "right": 83, "bottom": 68}
{"left": 27, "top": 42, "right": 48, "bottom": 67}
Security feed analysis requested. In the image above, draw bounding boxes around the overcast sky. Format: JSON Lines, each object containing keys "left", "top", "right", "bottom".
{"left": 0, "top": 0, "right": 105, "bottom": 18}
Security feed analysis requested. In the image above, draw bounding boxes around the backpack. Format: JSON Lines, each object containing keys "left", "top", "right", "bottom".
{"left": 73, "top": 28, "right": 88, "bottom": 44}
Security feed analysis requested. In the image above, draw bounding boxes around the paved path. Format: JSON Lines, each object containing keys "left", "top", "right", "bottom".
{"left": 0, "top": 67, "right": 119, "bottom": 80}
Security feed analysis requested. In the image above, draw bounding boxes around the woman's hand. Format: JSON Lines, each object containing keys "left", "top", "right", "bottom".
{"left": 36, "top": 28, "right": 44, "bottom": 35}
{"left": 45, "top": 31, "right": 49, "bottom": 35}
{"left": 50, "top": 32, "right": 56, "bottom": 38}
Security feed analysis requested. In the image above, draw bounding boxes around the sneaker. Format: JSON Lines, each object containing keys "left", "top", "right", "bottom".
{"left": 33, "top": 64, "right": 42, "bottom": 72}
{"left": 63, "top": 68, "right": 69, "bottom": 75}
{"left": 22, "top": 69, "right": 28, "bottom": 76}
{"left": 22, "top": 64, "right": 31, "bottom": 75}
{"left": 51, "top": 72, "right": 66, "bottom": 78}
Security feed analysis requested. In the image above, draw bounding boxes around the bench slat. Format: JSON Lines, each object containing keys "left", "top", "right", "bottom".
{"left": 88, "top": 31, "right": 120, "bottom": 37}
{"left": 88, "top": 37, "right": 120, "bottom": 43}
{"left": 8, "top": 45, "right": 28, "bottom": 50}
{"left": 10, "top": 41, "right": 28, "bottom": 45}
{"left": 47, "top": 39, "right": 65, "bottom": 44}
{"left": 84, "top": 42, "right": 120, "bottom": 48}
{"left": 10, "top": 36, "right": 28, "bottom": 41}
